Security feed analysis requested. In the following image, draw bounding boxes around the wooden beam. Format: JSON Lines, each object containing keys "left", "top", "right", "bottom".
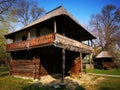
{"left": 80, "top": 53, "right": 83, "bottom": 75}
{"left": 54, "top": 20, "right": 57, "bottom": 33}
{"left": 62, "top": 48, "right": 65, "bottom": 83}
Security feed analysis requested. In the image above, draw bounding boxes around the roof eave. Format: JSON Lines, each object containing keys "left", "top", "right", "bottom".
{"left": 5, "top": 6, "right": 96, "bottom": 39}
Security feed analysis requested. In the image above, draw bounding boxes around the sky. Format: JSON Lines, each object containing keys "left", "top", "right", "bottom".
{"left": 36, "top": 0, "right": 120, "bottom": 27}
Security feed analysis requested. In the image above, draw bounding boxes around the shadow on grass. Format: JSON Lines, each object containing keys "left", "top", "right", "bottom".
{"left": 99, "top": 87, "right": 115, "bottom": 90}
{"left": 23, "top": 83, "right": 45, "bottom": 90}
{"left": 23, "top": 78, "right": 85, "bottom": 90}
{"left": 0, "top": 73, "right": 9, "bottom": 77}
{"left": 65, "top": 78, "right": 85, "bottom": 90}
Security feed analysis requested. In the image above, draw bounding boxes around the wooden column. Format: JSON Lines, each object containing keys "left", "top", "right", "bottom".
{"left": 88, "top": 40, "right": 90, "bottom": 46}
{"left": 89, "top": 53, "right": 93, "bottom": 73}
{"left": 27, "top": 30, "right": 30, "bottom": 48}
{"left": 90, "top": 40, "right": 92, "bottom": 47}
{"left": 27, "top": 30, "right": 30, "bottom": 40}
{"left": 62, "top": 48, "right": 65, "bottom": 83}
{"left": 54, "top": 20, "right": 57, "bottom": 33}
{"left": 80, "top": 53, "right": 83, "bottom": 75}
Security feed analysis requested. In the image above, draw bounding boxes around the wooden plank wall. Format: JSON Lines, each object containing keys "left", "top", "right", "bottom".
{"left": 9, "top": 59, "right": 48, "bottom": 79}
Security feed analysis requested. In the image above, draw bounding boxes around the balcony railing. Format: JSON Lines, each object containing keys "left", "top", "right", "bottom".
{"left": 6, "top": 33, "right": 94, "bottom": 53}
{"left": 6, "top": 41, "right": 27, "bottom": 51}
{"left": 29, "top": 33, "right": 54, "bottom": 47}
{"left": 6, "top": 33, "right": 55, "bottom": 51}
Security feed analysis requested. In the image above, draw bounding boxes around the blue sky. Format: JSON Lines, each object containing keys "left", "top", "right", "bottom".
{"left": 37, "top": 0, "right": 120, "bottom": 26}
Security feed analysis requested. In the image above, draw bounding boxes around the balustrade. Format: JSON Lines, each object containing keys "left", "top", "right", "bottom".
{"left": 6, "top": 33, "right": 93, "bottom": 53}
{"left": 6, "top": 33, "right": 54, "bottom": 51}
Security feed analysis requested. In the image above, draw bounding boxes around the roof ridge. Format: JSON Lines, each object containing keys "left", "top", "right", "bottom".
{"left": 45, "top": 5, "right": 63, "bottom": 14}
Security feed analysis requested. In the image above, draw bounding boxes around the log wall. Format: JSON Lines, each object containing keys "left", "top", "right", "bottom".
{"left": 9, "top": 59, "right": 48, "bottom": 79}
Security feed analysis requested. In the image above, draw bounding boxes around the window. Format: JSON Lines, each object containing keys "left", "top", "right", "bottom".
{"left": 36, "top": 28, "right": 40, "bottom": 37}
{"left": 22, "top": 35, "right": 27, "bottom": 41}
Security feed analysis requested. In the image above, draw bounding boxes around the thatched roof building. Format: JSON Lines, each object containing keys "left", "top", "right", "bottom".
{"left": 95, "top": 51, "right": 114, "bottom": 69}
{"left": 96, "top": 51, "right": 113, "bottom": 58}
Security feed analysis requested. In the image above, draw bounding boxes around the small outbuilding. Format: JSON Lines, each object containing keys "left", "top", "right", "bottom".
{"left": 94, "top": 51, "right": 115, "bottom": 69}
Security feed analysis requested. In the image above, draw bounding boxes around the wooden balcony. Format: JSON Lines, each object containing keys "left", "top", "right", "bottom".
{"left": 29, "top": 33, "right": 54, "bottom": 47}
{"left": 6, "top": 41, "right": 27, "bottom": 51}
{"left": 6, "top": 33, "right": 55, "bottom": 51}
{"left": 6, "top": 33, "right": 94, "bottom": 53}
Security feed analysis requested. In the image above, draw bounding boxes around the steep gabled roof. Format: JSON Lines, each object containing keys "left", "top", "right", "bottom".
{"left": 96, "top": 51, "right": 113, "bottom": 58}
{"left": 5, "top": 6, "right": 96, "bottom": 39}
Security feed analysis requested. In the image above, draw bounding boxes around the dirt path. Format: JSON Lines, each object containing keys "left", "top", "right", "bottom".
{"left": 88, "top": 73, "right": 120, "bottom": 77}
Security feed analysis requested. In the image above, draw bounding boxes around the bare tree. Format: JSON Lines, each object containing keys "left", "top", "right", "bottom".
{"left": 90, "top": 5, "right": 120, "bottom": 51}
{"left": 10, "top": 0, "right": 45, "bottom": 26}
{"left": 0, "top": 0, "right": 16, "bottom": 21}
{"left": 0, "top": 0, "right": 15, "bottom": 14}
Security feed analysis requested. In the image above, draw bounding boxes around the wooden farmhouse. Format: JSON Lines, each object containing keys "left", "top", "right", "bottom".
{"left": 5, "top": 6, "right": 96, "bottom": 80}
{"left": 95, "top": 51, "right": 114, "bottom": 69}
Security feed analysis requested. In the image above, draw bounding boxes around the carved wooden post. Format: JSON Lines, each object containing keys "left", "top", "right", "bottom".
{"left": 54, "top": 20, "right": 57, "bottom": 33}
{"left": 62, "top": 48, "right": 65, "bottom": 83}
{"left": 89, "top": 53, "right": 93, "bottom": 73}
{"left": 80, "top": 53, "right": 83, "bottom": 75}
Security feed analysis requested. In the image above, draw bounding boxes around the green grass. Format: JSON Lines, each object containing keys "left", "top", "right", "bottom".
{"left": 0, "top": 66, "right": 42, "bottom": 90}
{"left": 81, "top": 75, "right": 120, "bottom": 90}
{"left": 86, "top": 69, "right": 120, "bottom": 75}
{"left": 0, "top": 66, "right": 67, "bottom": 90}
{"left": 1, "top": 66, "right": 120, "bottom": 90}
{"left": 94, "top": 77, "right": 120, "bottom": 90}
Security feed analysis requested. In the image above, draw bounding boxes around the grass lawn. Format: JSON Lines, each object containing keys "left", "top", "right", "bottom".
{"left": 82, "top": 75, "right": 120, "bottom": 90}
{"left": 0, "top": 66, "right": 120, "bottom": 90}
{"left": 86, "top": 68, "right": 120, "bottom": 75}
{"left": 0, "top": 66, "right": 47, "bottom": 90}
{"left": 94, "top": 77, "right": 120, "bottom": 90}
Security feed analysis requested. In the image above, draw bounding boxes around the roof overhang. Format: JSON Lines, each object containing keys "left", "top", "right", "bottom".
{"left": 5, "top": 6, "right": 96, "bottom": 40}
